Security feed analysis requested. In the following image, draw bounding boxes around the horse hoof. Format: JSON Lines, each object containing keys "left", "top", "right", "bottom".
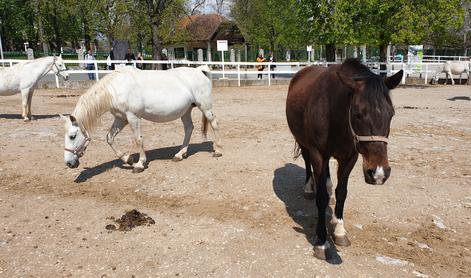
{"left": 23, "top": 118, "right": 31, "bottom": 122}
{"left": 329, "top": 197, "right": 336, "bottom": 205}
{"left": 313, "top": 245, "right": 329, "bottom": 261}
{"left": 172, "top": 156, "right": 183, "bottom": 162}
{"left": 212, "top": 152, "right": 222, "bottom": 157}
{"left": 303, "top": 191, "right": 316, "bottom": 200}
{"left": 132, "top": 167, "right": 144, "bottom": 173}
{"left": 334, "top": 235, "right": 351, "bottom": 247}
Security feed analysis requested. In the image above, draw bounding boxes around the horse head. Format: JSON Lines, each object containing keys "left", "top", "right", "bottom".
{"left": 53, "top": 55, "right": 69, "bottom": 81}
{"left": 60, "top": 114, "right": 90, "bottom": 168}
{"left": 338, "top": 69, "right": 403, "bottom": 185}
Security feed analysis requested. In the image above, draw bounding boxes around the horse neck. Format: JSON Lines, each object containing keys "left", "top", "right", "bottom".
{"left": 26, "top": 57, "right": 54, "bottom": 79}
{"left": 72, "top": 83, "right": 113, "bottom": 131}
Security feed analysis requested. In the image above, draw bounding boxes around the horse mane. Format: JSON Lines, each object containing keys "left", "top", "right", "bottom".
{"left": 72, "top": 72, "right": 118, "bottom": 131}
{"left": 341, "top": 58, "right": 393, "bottom": 107}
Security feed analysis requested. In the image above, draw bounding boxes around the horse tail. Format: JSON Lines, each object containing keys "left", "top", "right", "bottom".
{"left": 201, "top": 113, "right": 209, "bottom": 141}
{"left": 293, "top": 141, "right": 302, "bottom": 160}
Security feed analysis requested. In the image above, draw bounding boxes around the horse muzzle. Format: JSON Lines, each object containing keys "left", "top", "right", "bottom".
{"left": 364, "top": 166, "right": 391, "bottom": 185}
{"left": 66, "top": 160, "right": 80, "bottom": 169}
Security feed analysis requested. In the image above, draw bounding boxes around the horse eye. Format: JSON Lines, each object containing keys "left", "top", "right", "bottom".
{"left": 69, "top": 135, "right": 76, "bottom": 140}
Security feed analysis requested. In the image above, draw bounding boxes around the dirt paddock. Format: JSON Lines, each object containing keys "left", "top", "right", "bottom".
{"left": 0, "top": 85, "right": 470, "bottom": 277}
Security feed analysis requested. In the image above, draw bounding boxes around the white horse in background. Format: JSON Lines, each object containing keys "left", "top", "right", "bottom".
{"left": 61, "top": 65, "right": 222, "bottom": 173}
{"left": 432, "top": 61, "right": 470, "bottom": 85}
{"left": 0, "top": 56, "right": 69, "bottom": 121}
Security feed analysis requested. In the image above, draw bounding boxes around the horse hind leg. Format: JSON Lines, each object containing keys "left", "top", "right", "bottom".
{"left": 173, "top": 107, "right": 194, "bottom": 162}
{"left": 201, "top": 108, "right": 222, "bottom": 157}
{"left": 126, "top": 113, "right": 146, "bottom": 173}
{"left": 106, "top": 116, "right": 131, "bottom": 165}
{"left": 300, "top": 145, "right": 315, "bottom": 200}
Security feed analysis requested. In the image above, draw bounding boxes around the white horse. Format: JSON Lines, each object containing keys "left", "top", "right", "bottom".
{"left": 0, "top": 56, "right": 69, "bottom": 121}
{"left": 61, "top": 65, "right": 222, "bottom": 173}
{"left": 432, "top": 61, "right": 470, "bottom": 85}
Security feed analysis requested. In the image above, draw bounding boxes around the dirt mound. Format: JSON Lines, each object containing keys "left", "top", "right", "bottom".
{"left": 105, "top": 209, "right": 155, "bottom": 231}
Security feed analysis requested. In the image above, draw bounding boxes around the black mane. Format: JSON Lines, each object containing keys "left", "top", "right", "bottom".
{"left": 342, "top": 58, "right": 393, "bottom": 107}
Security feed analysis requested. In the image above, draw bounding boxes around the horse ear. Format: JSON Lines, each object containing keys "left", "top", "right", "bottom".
{"left": 69, "top": 115, "right": 77, "bottom": 123}
{"left": 385, "top": 70, "right": 403, "bottom": 89}
{"left": 336, "top": 72, "right": 357, "bottom": 90}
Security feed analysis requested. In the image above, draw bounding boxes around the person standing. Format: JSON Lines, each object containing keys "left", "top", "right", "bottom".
{"left": 85, "top": 49, "right": 96, "bottom": 80}
{"left": 124, "top": 48, "right": 136, "bottom": 66}
{"left": 256, "top": 53, "right": 265, "bottom": 79}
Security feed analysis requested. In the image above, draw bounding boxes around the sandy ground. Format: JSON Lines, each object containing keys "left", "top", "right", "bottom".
{"left": 0, "top": 84, "right": 470, "bottom": 277}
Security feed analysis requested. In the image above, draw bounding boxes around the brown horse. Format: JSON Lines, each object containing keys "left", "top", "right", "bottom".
{"left": 286, "top": 59, "right": 403, "bottom": 260}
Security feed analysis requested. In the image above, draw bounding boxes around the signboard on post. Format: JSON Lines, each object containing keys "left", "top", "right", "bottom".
{"left": 307, "top": 45, "right": 313, "bottom": 63}
{"left": 217, "top": 40, "right": 228, "bottom": 51}
{"left": 217, "top": 40, "right": 228, "bottom": 79}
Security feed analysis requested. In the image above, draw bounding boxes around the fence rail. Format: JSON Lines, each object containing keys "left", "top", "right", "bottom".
{"left": 0, "top": 59, "right": 466, "bottom": 88}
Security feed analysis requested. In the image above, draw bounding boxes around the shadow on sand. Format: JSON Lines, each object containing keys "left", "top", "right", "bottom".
{"left": 74, "top": 141, "right": 214, "bottom": 183}
{"left": 447, "top": 96, "right": 471, "bottom": 101}
{"left": 273, "top": 163, "right": 342, "bottom": 264}
{"left": 0, "top": 114, "right": 60, "bottom": 120}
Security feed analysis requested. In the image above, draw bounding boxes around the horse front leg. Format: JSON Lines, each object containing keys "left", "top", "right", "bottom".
{"left": 26, "top": 89, "right": 34, "bottom": 120}
{"left": 21, "top": 89, "right": 31, "bottom": 121}
{"left": 127, "top": 113, "right": 146, "bottom": 173}
{"left": 173, "top": 107, "right": 194, "bottom": 161}
{"left": 310, "top": 150, "right": 331, "bottom": 260}
{"left": 106, "top": 116, "right": 131, "bottom": 165}
{"left": 332, "top": 154, "right": 358, "bottom": 247}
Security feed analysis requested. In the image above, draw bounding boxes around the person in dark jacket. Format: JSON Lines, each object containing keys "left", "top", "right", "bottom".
{"left": 124, "top": 48, "right": 135, "bottom": 66}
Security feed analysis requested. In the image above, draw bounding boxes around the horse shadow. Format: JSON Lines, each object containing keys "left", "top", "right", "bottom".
{"left": 74, "top": 141, "right": 214, "bottom": 183}
{"left": 447, "top": 96, "right": 471, "bottom": 101}
{"left": 0, "top": 114, "right": 60, "bottom": 120}
{"left": 272, "top": 163, "right": 342, "bottom": 264}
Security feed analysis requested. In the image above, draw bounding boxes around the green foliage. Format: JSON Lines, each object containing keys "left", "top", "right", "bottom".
{"left": 232, "top": 0, "right": 305, "bottom": 50}
{"left": 300, "top": 0, "right": 465, "bottom": 47}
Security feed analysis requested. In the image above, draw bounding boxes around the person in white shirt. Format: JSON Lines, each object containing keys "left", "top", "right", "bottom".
{"left": 85, "top": 49, "right": 95, "bottom": 80}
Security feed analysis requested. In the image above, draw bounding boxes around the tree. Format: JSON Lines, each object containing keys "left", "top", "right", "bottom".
{"left": 232, "top": 0, "right": 304, "bottom": 54}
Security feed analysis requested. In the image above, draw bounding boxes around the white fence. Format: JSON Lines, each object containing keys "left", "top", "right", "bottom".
{"left": 0, "top": 58, "right": 465, "bottom": 88}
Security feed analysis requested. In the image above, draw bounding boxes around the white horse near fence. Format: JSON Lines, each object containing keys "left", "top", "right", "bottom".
{"left": 432, "top": 61, "right": 470, "bottom": 85}
{"left": 0, "top": 56, "right": 69, "bottom": 121}
{"left": 61, "top": 65, "right": 222, "bottom": 173}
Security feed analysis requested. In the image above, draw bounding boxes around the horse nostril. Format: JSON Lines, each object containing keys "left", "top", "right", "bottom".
{"left": 66, "top": 162, "right": 72, "bottom": 167}
{"left": 367, "top": 169, "right": 375, "bottom": 179}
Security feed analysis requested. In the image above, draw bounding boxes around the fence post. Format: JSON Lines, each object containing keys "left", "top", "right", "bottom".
{"left": 171, "top": 61, "right": 174, "bottom": 69}
{"left": 55, "top": 74, "right": 59, "bottom": 88}
{"left": 401, "top": 63, "right": 406, "bottom": 84}
{"left": 237, "top": 63, "right": 241, "bottom": 87}
{"left": 424, "top": 64, "right": 428, "bottom": 85}
{"left": 94, "top": 61, "right": 99, "bottom": 81}
{"left": 268, "top": 63, "right": 271, "bottom": 86}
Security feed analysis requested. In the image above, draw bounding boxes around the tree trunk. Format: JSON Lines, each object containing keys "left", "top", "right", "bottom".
{"left": 34, "top": 0, "right": 48, "bottom": 56}
{"left": 379, "top": 43, "right": 388, "bottom": 76}
{"left": 325, "top": 44, "right": 336, "bottom": 62}
{"left": 151, "top": 22, "right": 163, "bottom": 69}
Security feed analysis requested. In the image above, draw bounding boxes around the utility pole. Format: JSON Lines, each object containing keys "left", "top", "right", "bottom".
{"left": 0, "top": 19, "right": 4, "bottom": 66}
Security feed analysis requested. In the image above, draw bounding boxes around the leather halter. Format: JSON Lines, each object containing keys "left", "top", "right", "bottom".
{"left": 348, "top": 105, "right": 389, "bottom": 152}
{"left": 51, "top": 57, "right": 67, "bottom": 77}
{"left": 64, "top": 133, "right": 91, "bottom": 158}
